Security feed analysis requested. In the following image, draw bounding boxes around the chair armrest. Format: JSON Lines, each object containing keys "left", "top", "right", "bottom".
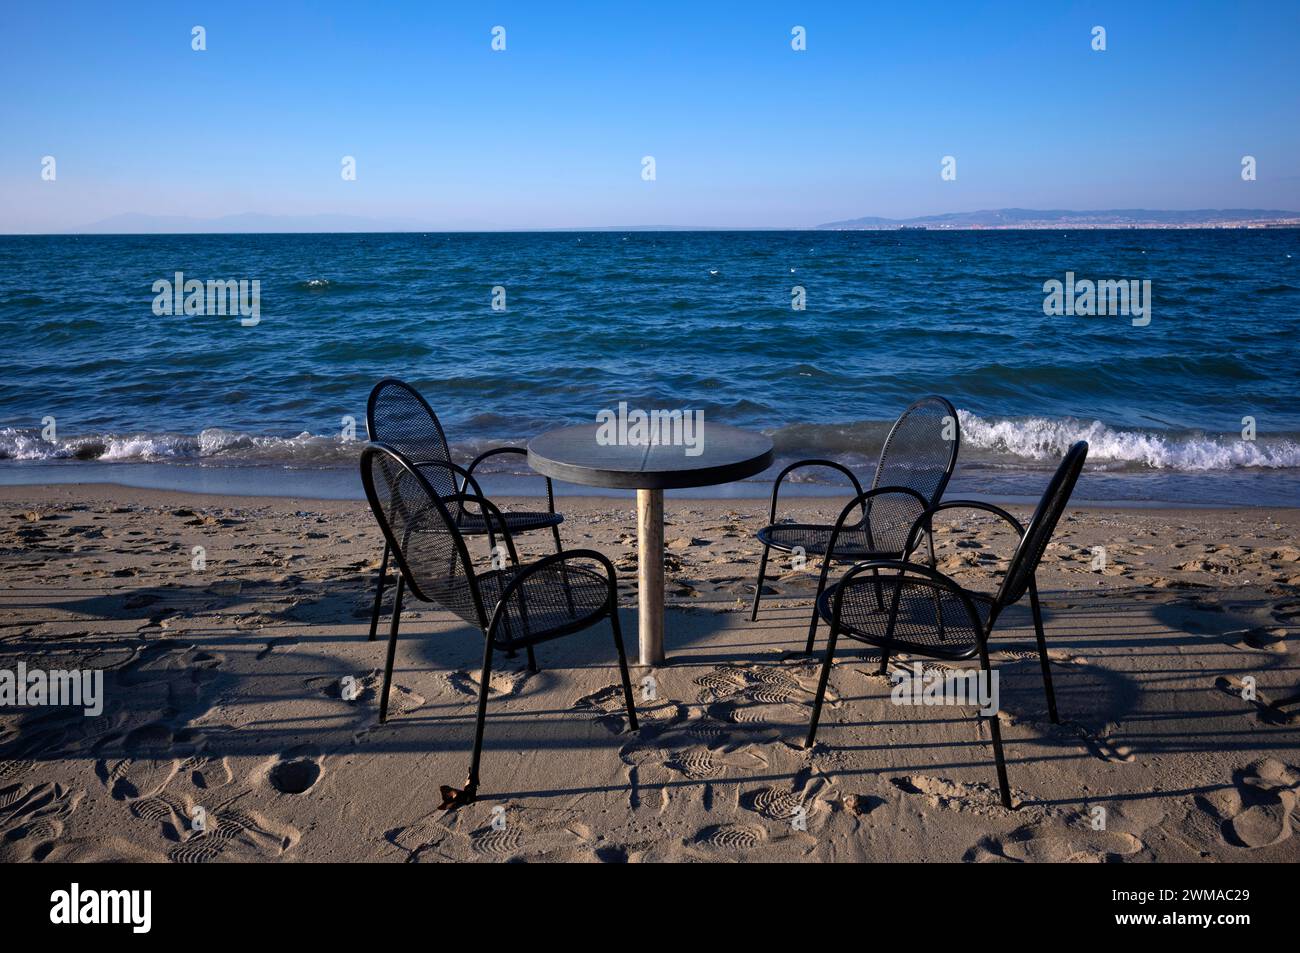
{"left": 827, "top": 485, "right": 930, "bottom": 556}
{"left": 902, "top": 500, "right": 1035, "bottom": 603}
{"left": 767, "top": 459, "right": 865, "bottom": 524}
{"left": 439, "top": 492, "right": 520, "bottom": 565}
{"left": 483, "top": 549, "right": 616, "bottom": 641}
{"left": 810, "top": 486, "right": 931, "bottom": 598}
{"left": 927, "top": 500, "right": 1025, "bottom": 535}
{"left": 829, "top": 558, "right": 987, "bottom": 642}
{"left": 465, "top": 446, "right": 557, "bottom": 515}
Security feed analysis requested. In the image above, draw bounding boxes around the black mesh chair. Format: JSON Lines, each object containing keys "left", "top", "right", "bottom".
{"left": 804, "top": 441, "right": 1089, "bottom": 810}
{"left": 365, "top": 378, "right": 564, "bottom": 642}
{"left": 360, "top": 443, "right": 638, "bottom": 810}
{"left": 751, "top": 396, "right": 960, "bottom": 653}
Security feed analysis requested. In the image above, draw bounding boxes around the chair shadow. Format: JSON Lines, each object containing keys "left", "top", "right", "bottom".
{"left": 2, "top": 575, "right": 1295, "bottom": 816}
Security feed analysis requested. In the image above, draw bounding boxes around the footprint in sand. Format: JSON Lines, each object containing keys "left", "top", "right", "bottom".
{"left": 0, "top": 783, "right": 26, "bottom": 810}
{"left": 719, "top": 704, "right": 774, "bottom": 725}
{"left": 94, "top": 722, "right": 184, "bottom": 800}
{"left": 0, "top": 760, "right": 35, "bottom": 783}
{"left": 964, "top": 821, "right": 1146, "bottom": 863}
{"left": 442, "top": 668, "right": 532, "bottom": 700}
{"left": 469, "top": 826, "right": 525, "bottom": 857}
{"left": 694, "top": 662, "right": 823, "bottom": 716}
{"left": 181, "top": 754, "right": 234, "bottom": 790}
{"left": 572, "top": 684, "right": 642, "bottom": 734}
{"left": 740, "top": 786, "right": 807, "bottom": 821}
{"left": 0, "top": 782, "right": 84, "bottom": 862}
{"left": 167, "top": 841, "right": 223, "bottom": 864}
{"left": 129, "top": 792, "right": 191, "bottom": 841}
{"left": 463, "top": 808, "right": 592, "bottom": 861}
{"left": 892, "top": 775, "right": 1016, "bottom": 814}
{"left": 166, "top": 803, "right": 300, "bottom": 863}
{"left": 693, "top": 668, "right": 748, "bottom": 698}
{"left": 666, "top": 749, "right": 723, "bottom": 780}
{"left": 692, "top": 823, "right": 766, "bottom": 851}
{"left": 1196, "top": 758, "right": 1300, "bottom": 850}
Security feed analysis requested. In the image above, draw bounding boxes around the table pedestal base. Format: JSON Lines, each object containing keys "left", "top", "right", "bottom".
{"left": 636, "top": 488, "right": 664, "bottom": 666}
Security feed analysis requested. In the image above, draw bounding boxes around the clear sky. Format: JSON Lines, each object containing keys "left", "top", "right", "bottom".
{"left": 1, "top": 0, "right": 1298, "bottom": 231}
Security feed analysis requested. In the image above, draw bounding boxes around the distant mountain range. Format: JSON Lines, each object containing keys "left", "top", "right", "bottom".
{"left": 818, "top": 208, "right": 1300, "bottom": 229}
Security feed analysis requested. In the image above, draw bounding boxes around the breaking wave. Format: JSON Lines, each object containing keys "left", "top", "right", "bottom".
{"left": 3, "top": 411, "right": 1299, "bottom": 474}
{"left": 957, "top": 411, "right": 1300, "bottom": 471}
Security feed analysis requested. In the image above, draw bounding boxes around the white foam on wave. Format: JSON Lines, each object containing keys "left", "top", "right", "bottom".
{"left": 4, "top": 414, "right": 1299, "bottom": 473}
{"left": 0, "top": 427, "right": 358, "bottom": 465}
{"left": 957, "top": 410, "right": 1300, "bottom": 471}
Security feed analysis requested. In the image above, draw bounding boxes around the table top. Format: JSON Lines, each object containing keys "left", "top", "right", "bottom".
{"left": 527, "top": 422, "right": 774, "bottom": 490}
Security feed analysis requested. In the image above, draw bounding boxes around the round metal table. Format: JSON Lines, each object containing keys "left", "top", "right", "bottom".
{"left": 527, "top": 422, "right": 773, "bottom": 665}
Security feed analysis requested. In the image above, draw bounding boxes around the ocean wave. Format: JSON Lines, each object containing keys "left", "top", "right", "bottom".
{"left": 0, "top": 427, "right": 360, "bottom": 466}
{"left": 3, "top": 412, "right": 1298, "bottom": 474}
{"left": 956, "top": 411, "right": 1300, "bottom": 471}
{"left": 0, "top": 426, "right": 538, "bottom": 471}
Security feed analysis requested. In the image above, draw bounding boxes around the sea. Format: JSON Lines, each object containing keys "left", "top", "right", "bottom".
{"left": 1, "top": 229, "right": 1298, "bottom": 507}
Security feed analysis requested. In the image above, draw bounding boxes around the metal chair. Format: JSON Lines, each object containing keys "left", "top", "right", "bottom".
{"left": 804, "top": 441, "right": 1089, "bottom": 809}
{"left": 360, "top": 442, "right": 638, "bottom": 810}
{"left": 365, "top": 378, "right": 564, "bottom": 642}
{"left": 751, "top": 396, "right": 961, "bottom": 652}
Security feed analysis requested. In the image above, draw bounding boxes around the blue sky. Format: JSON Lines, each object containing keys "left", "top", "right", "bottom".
{"left": 1, "top": 0, "right": 1297, "bottom": 231}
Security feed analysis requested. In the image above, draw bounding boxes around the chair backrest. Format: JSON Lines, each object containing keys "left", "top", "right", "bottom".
{"left": 870, "top": 395, "right": 961, "bottom": 506}
{"left": 994, "top": 441, "right": 1089, "bottom": 608}
{"left": 366, "top": 378, "right": 458, "bottom": 499}
{"left": 360, "top": 443, "right": 485, "bottom": 626}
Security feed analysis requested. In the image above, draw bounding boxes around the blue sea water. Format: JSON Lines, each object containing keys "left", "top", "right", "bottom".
{"left": 0, "top": 230, "right": 1297, "bottom": 505}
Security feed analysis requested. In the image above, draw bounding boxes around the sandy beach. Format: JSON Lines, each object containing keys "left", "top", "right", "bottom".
{"left": 1, "top": 482, "right": 1296, "bottom": 863}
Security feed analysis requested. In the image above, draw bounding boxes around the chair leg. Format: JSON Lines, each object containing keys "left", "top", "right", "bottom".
{"left": 978, "top": 641, "right": 1012, "bottom": 809}
{"left": 1030, "top": 586, "right": 1059, "bottom": 723}
{"left": 461, "top": 635, "right": 496, "bottom": 803}
{"left": 436, "top": 632, "right": 494, "bottom": 811}
{"left": 555, "top": 531, "right": 576, "bottom": 617}
{"left": 804, "top": 619, "right": 841, "bottom": 748}
{"left": 525, "top": 645, "right": 538, "bottom": 672}
{"left": 878, "top": 570, "right": 906, "bottom": 675}
{"left": 610, "top": 607, "right": 639, "bottom": 731}
{"left": 804, "top": 562, "right": 831, "bottom": 654}
{"left": 749, "top": 544, "right": 770, "bottom": 622}
{"left": 368, "top": 541, "right": 391, "bottom": 642}
{"left": 378, "top": 575, "right": 405, "bottom": 723}
{"left": 925, "top": 531, "right": 947, "bottom": 643}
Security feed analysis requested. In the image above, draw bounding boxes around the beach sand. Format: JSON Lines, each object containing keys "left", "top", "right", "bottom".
{"left": 1, "top": 483, "right": 1297, "bottom": 863}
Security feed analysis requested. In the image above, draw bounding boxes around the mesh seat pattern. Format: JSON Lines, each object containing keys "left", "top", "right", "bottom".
{"left": 818, "top": 573, "right": 994, "bottom": 660}
{"left": 475, "top": 562, "right": 610, "bottom": 647}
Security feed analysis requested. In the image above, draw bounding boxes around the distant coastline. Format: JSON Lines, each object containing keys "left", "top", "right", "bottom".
{"left": 818, "top": 208, "right": 1300, "bottom": 230}
{"left": 4, "top": 208, "right": 1299, "bottom": 236}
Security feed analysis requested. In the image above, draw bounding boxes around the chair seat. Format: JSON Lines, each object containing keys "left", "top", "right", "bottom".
{"left": 455, "top": 509, "right": 562, "bottom": 536}
{"left": 756, "top": 522, "right": 899, "bottom": 561}
{"left": 816, "top": 572, "right": 994, "bottom": 661}
{"left": 471, "top": 561, "right": 609, "bottom": 648}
